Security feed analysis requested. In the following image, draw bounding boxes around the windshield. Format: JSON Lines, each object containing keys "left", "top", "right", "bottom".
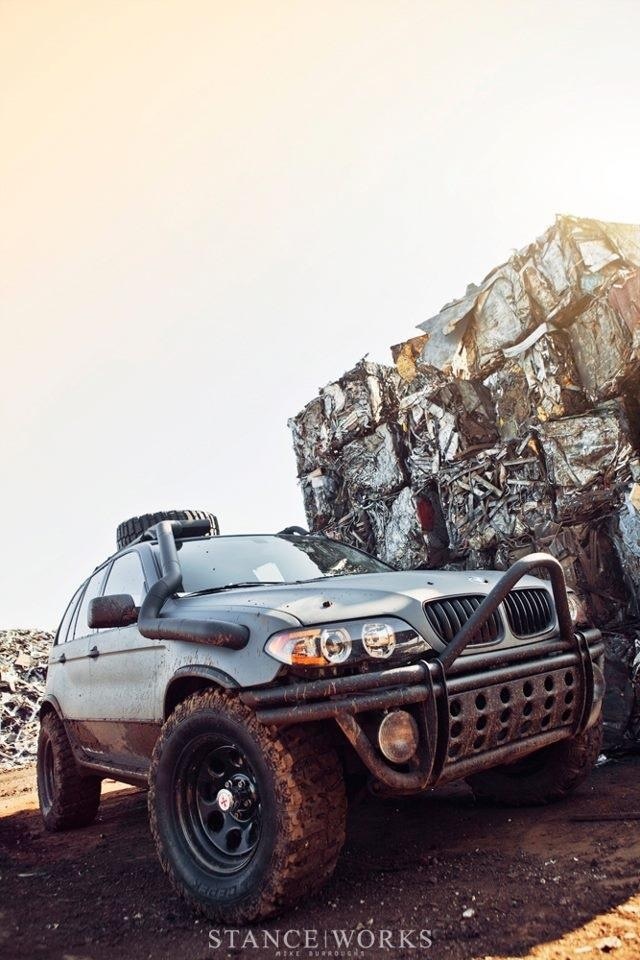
{"left": 159, "top": 535, "right": 391, "bottom": 594}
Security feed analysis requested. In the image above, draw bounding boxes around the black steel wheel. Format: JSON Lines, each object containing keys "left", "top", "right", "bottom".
{"left": 148, "top": 689, "right": 347, "bottom": 923}
{"left": 176, "top": 739, "right": 262, "bottom": 875}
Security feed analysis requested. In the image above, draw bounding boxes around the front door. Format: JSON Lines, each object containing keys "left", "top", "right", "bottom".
{"left": 84, "top": 549, "right": 165, "bottom": 773}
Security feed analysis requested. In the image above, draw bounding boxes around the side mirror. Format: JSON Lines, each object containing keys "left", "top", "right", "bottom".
{"left": 88, "top": 594, "right": 139, "bottom": 629}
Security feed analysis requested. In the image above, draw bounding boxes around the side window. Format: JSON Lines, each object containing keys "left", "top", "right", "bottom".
{"left": 103, "top": 551, "right": 146, "bottom": 607}
{"left": 55, "top": 586, "right": 84, "bottom": 645}
{"left": 72, "top": 568, "right": 108, "bottom": 641}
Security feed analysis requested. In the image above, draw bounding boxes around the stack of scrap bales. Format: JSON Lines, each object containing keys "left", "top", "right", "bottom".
{"left": 412, "top": 216, "right": 640, "bottom": 622}
{"left": 289, "top": 360, "right": 429, "bottom": 568}
{"left": 289, "top": 216, "right": 640, "bottom": 749}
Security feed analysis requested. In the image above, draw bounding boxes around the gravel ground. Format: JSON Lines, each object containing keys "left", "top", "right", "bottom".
{"left": 1, "top": 757, "right": 640, "bottom": 960}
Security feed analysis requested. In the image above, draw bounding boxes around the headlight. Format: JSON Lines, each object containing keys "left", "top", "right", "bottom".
{"left": 265, "top": 617, "right": 430, "bottom": 668}
{"left": 319, "top": 627, "right": 352, "bottom": 664}
{"left": 567, "top": 590, "right": 588, "bottom": 626}
{"left": 362, "top": 621, "right": 396, "bottom": 659}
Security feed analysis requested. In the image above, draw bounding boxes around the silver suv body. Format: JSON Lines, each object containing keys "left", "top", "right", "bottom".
{"left": 38, "top": 519, "right": 605, "bottom": 923}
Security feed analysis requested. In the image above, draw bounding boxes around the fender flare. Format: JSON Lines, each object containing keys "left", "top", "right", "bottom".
{"left": 39, "top": 694, "right": 64, "bottom": 721}
{"left": 163, "top": 665, "right": 239, "bottom": 718}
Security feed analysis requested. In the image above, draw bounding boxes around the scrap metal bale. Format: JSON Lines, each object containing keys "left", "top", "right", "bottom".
{"left": 535, "top": 400, "right": 636, "bottom": 522}
{"left": 366, "top": 488, "right": 432, "bottom": 569}
{"left": 416, "top": 264, "right": 532, "bottom": 379}
{"left": 320, "top": 359, "right": 398, "bottom": 450}
{"left": 414, "top": 216, "right": 640, "bottom": 380}
{"left": 322, "top": 505, "right": 378, "bottom": 556}
{"left": 630, "top": 646, "right": 640, "bottom": 743}
{"left": 398, "top": 371, "right": 498, "bottom": 482}
{"left": 391, "top": 334, "right": 430, "bottom": 383}
{"left": 296, "top": 423, "right": 407, "bottom": 533}
{"left": 434, "top": 436, "right": 553, "bottom": 563}
{"left": 485, "top": 328, "right": 587, "bottom": 440}
{"left": 600, "top": 631, "right": 638, "bottom": 752}
{"left": 288, "top": 359, "right": 400, "bottom": 474}
{"left": 322, "top": 489, "right": 434, "bottom": 568}
{"left": 567, "top": 268, "right": 640, "bottom": 403}
{"left": 538, "top": 519, "right": 629, "bottom": 628}
{"left": 289, "top": 396, "right": 331, "bottom": 474}
{"left": 610, "top": 482, "right": 640, "bottom": 618}
{"left": 339, "top": 423, "right": 407, "bottom": 496}
{"left": 299, "top": 469, "right": 350, "bottom": 531}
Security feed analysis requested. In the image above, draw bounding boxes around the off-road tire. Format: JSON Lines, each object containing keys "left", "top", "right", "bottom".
{"left": 116, "top": 510, "right": 219, "bottom": 550}
{"left": 148, "top": 689, "right": 346, "bottom": 923}
{"left": 467, "top": 717, "right": 602, "bottom": 806}
{"left": 37, "top": 712, "right": 102, "bottom": 830}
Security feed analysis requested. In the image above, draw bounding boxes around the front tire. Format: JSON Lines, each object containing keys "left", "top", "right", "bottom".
{"left": 37, "top": 712, "right": 102, "bottom": 830}
{"left": 148, "top": 690, "right": 346, "bottom": 923}
{"left": 467, "top": 717, "right": 602, "bottom": 806}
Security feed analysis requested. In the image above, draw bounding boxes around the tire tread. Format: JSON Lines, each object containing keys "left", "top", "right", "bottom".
{"left": 468, "top": 718, "right": 602, "bottom": 806}
{"left": 37, "top": 713, "right": 101, "bottom": 831}
{"left": 148, "top": 689, "right": 346, "bottom": 923}
{"left": 116, "top": 510, "right": 219, "bottom": 550}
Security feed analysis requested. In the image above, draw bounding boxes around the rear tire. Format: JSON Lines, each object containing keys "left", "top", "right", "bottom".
{"left": 148, "top": 690, "right": 346, "bottom": 923}
{"left": 467, "top": 717, "right": 602, "bottom": 806}
{"left": 37, "top": 712, "right": 102, "bottom": 830}
{"left": 116, "top": 509, "right": 219, "bottom": 549}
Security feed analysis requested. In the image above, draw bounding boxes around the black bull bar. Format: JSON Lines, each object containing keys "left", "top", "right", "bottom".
{"left": 240, "top": 554, "right": 604, "bottom": 793}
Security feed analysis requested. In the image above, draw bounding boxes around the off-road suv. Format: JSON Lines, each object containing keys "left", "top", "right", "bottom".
{"left": 38, "top": 509, "right": 605, "bottom": 923}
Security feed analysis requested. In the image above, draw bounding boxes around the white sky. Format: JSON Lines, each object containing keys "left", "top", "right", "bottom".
{"left": 2, "top": 0, "right": 640, "bottom": 628}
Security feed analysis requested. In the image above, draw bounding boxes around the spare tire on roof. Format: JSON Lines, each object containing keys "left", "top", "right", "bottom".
{"left": 116, "top": 510, "right": 219, "bottom": 550}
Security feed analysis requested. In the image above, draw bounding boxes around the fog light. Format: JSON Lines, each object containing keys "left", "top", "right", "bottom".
{"left": 378, "top": 710, "right": 419, "bottom": 764}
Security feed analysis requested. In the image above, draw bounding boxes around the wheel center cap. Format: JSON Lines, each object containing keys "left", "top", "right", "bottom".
{"left": 216, "top": 788, "right": 234, "bottom": 812}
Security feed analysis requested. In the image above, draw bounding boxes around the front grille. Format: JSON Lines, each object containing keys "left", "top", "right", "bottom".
{"left": 424, "top": 596, "right": 503, "bottom": 646}
{"left": 503, "top": 589, "right": 554, "bottom": 637}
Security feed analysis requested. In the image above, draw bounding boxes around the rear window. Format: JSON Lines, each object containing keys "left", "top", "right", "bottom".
{"left": 55, "top": 585, "right": 83, "bottom": 644}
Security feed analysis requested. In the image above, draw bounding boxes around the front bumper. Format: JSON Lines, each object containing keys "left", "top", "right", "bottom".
{"left": 241, "top": 554, "right": 605, "bottom": 793}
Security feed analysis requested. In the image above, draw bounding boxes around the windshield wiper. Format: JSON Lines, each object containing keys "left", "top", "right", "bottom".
{"left": 184, "top": 581, "right": 286, "bottom": 597}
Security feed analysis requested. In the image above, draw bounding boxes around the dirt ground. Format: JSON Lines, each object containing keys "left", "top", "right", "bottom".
{"left": 1, "top": 757, "right": 640, "bottom": 960}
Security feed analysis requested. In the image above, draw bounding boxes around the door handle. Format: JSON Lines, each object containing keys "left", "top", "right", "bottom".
{"left": 89, "top": 645, "right": 100, "bottom": 659}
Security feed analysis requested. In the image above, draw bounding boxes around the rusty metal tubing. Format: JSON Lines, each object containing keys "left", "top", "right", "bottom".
{"left": 437, "top": 553, "right": 574, "bottom": 670}
{"left": 252, "top": 645, "right": 598, "bottom": 726}
{"left": 334, "top": 714, "right": 429, "bottom": 792}
{"left": 256, "top": 683, "right": 434, "bottom": 726}
{"left": 245, "top": 633, "right": 603, "bottom": 714}
{"left": 137, "top": 520, "right": 249, "bottom": 650}
{"left": 446, "top": 651, "right": 580, "bottom": 695}
{"left": 249, "top": 554, "right": 596, "bottom": 792}
{"left": 240, "top": 662, "right": 428, "bottom": 709}
{"left": 446, "top": 628, "right": 603, "bottom": 675}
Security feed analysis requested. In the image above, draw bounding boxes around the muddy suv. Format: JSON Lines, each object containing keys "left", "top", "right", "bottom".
{"left": 38, "top": 509, "right": 605, "bottom": 923}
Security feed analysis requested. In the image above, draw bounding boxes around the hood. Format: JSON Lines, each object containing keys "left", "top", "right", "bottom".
{"left": 176, "top": 568, "right": 550, "bottom": 645}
